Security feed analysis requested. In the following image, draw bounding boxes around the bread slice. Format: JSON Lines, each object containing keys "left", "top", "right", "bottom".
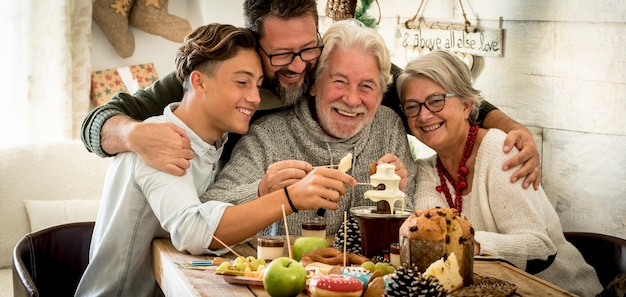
{"left": 424, "top": 252, "right": 464, "bottom": 291}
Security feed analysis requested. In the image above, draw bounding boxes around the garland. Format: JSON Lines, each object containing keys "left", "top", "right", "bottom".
{"left": 355, "top": 0, "right": 378, "bottom": 28}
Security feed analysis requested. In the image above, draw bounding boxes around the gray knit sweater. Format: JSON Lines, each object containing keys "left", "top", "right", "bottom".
{"left": 201, "top": 98, "right": 415, "bottom": 237}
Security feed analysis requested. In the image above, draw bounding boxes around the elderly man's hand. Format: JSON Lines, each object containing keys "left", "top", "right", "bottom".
{"left": 376, "top": 153, "right": 408, "bottom": 191}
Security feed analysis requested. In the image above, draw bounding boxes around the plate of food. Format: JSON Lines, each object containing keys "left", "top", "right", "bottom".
{"left": 214, "top": 256, "right": 266, "bottom": 278}
{"left": 220, "top": 274, "right": 264, "bottom": 286}
{"left": 215, "top": 269, "right": 262, "bottom": 277}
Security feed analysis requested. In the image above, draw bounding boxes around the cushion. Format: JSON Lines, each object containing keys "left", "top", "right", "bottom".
{"left": 24, "top": 199, "right": 101, "bottom": 232}
{"left": 0, "top": 139, "right": 111, "bottom": 269}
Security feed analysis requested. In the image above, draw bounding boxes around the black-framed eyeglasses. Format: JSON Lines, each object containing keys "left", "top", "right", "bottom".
{"left": 257, "top": 33, "right": 324, "bottom": 67}
{"left": 258, "top": 45, "right": 324, "bottom": 67}
{"left": 401, "top": 93, "right": 456, "bottom": 118}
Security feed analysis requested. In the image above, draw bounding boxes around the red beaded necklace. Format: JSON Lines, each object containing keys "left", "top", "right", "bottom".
{"left": 435, "top": 124, "right": 478, "bottom": 214}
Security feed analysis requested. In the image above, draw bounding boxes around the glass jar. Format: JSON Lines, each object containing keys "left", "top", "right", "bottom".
{"left": 257, "top": 236, "right": 285, "bottom": 261}
{"left": 390, "top": 242, "right": 400, "bottom": 267}
{"left": 301, "top": 218, "right": 327, "bottom": 239}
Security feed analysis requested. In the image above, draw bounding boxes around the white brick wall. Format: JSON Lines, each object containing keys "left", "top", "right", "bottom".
{"left": 350, "top": 0, "right": 626, "bottom": 238}
{"left": 92, "top": 1, "right": 626, "bottom": 239}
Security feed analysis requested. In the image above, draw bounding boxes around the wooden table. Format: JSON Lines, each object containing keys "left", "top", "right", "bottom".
{"left": 153, "top": 237, "right": 272, "bottom": 297}
{"left": 152, "top": 237, "right": 576, "bottom": 297}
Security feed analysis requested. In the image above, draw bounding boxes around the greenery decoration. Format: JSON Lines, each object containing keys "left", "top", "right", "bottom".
{"left": 355, "top": 0, "right": 379, "bottom": 28}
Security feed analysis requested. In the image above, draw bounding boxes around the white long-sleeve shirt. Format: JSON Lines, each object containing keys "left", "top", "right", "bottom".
{"left": 75, "top": 103, "right": 232, "bottom": 297}
{"left": 413, "top": 129, "right": 602, "bottom": 297}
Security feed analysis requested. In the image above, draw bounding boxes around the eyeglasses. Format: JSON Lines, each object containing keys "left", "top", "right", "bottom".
{"left": 401, "top": 93, "right": 456, "bottom": 118}
{"left": 257, "top": 44, "right": 324, "bottom": 67}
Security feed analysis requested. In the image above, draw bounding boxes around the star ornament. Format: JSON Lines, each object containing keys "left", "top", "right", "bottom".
{"left": 110, "top": 0, "right": 131, "bottom": 16}
{"left": 145, "top": 0, "right": 161, "bottom": 8}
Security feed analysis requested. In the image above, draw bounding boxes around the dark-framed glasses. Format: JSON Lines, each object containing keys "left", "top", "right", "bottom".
{"left": 258, "top": 44, "right": 324, "bottom": 67}
{"left": 258, "top": 32, "right": 324, "bottom": 67}
{"left": 401, "top": 93, "right": 456, "bottom": 118}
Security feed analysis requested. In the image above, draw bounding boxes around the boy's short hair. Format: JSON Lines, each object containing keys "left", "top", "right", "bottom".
{"left": 175, "top": 23, "right": 257, "bottom": 91}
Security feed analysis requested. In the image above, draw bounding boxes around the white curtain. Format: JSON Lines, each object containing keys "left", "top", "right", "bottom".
{"left": 0, "top": 0, "right": 93, "bottom": 146}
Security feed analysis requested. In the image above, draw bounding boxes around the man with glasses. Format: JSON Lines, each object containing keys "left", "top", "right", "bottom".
{"left": 81, "top": 0, "right": 541, "bottom": 187}
{"left": 256, "top": 32, "right": 323, "bottom": 106}
{"left": 202, "top": 19, "right": 414, "bottom": 238}
{"left": 81, "top": 0, "right": 326, "bottom": 172}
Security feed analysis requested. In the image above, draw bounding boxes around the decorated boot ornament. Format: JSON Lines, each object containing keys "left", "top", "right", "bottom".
{"left": 92, "top": 0, "right": 192, "bottom": 58}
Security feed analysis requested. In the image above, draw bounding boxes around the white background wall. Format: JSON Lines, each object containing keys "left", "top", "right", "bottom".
{"left": 91, "top": 0, "right": 626, "bottom": 239}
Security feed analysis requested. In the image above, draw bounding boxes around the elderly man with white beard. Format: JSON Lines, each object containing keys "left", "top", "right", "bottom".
{"left": 201, "top": 20, "right": 414, "bottom": 238}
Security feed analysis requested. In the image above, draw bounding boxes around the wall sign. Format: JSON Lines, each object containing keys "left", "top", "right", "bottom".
{"left": 397, "top": 25, "right": 503, "bottom": 57}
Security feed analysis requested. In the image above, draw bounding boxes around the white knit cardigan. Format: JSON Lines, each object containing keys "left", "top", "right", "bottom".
{"left": 413, "top": 129, "right": 603, "bottom": 297}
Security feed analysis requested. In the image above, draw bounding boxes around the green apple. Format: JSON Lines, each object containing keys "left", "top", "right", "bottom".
{"left": 263, "top": 256, "right": 307, "bottom": 297}
{"left": 292, "top": 236, "right": 329, "bottom": 261}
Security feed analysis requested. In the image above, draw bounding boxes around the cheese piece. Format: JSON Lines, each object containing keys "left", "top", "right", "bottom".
{"left": 423, "top": 252, "right": 464, "bottom": 292}
{"left": 338, "top": 153, "right": 352, "bottom": 173}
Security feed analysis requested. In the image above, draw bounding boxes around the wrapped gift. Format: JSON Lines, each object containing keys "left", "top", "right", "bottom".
{"left": 90, "top": 63, "right": 159, "bottom": 107}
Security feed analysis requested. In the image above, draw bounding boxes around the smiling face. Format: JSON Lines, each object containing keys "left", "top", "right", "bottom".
{"left": 257, "top": 15, "right": 319, "bottom": 105}
{"left": 402, "top": 76, "right": 473, "bottom": 154}
{"left": 201, "top": 48, "right": 263, "bottom": 137}
{"left": 310, "top": 46, "right": 383, "bottom": 139}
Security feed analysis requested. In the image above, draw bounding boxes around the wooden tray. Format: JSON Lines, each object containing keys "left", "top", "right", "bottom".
{"left": 451, "top": 274, "right": 517, "bottom": 297}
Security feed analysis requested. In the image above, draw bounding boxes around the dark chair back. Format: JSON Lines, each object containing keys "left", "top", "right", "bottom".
{"left": 564, "top": 231, "right": 626, "bottom": 288}
{"left": 12, "top": 222, "right": 95, "bottom": 297}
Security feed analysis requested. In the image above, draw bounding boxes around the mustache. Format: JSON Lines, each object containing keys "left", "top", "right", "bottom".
{"left": 330, "top": 102, "right": 367, "bottom": 114}
{"left": 276, "top": 68, "right": 304, "bottom": 76}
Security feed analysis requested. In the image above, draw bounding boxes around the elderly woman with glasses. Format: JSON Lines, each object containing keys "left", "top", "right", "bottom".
{"left": 397, "top": 50, "right": 602, "bottom": 297}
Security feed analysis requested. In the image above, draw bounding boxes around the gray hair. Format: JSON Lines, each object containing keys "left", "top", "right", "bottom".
{"left": 315, "top": 20, "right": 392, "bottom": 95}
{"left": 243, "top": 0, "right": 319, "bottom": 39}
{"left": 396, "top": 51, "right": 482, "bottom": 123}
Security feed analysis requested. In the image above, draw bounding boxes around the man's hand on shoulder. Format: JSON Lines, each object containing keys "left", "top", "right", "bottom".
{"left": 502, "top": 127, "right": 541, "bottom": 190}
{"left": 481, "top": 109, "right": 541, "bottom": 190}
{"left": 129, "top": 122, "right": 194, "bottom": 176}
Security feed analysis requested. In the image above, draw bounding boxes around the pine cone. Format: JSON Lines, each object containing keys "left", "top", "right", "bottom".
{"left": 384, "top": 266, "right": 449, "bottom": 297}
{"left": 414, "top": 276, "right": 448, "bottom": 297}
{"left": 333, "top": 215, "right": 362, "bottom": 255}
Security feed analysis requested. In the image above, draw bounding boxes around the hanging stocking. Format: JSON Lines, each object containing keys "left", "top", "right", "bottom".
{"left": 129, "top": 0, "right": 192, "bottom": 43}
{"left": 92, "top": 0, "right": 135, "bottom": 58}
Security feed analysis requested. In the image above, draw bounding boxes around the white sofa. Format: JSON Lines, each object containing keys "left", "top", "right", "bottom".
{"left": 0, "top": 140, "right": 111, "bottom": 296}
